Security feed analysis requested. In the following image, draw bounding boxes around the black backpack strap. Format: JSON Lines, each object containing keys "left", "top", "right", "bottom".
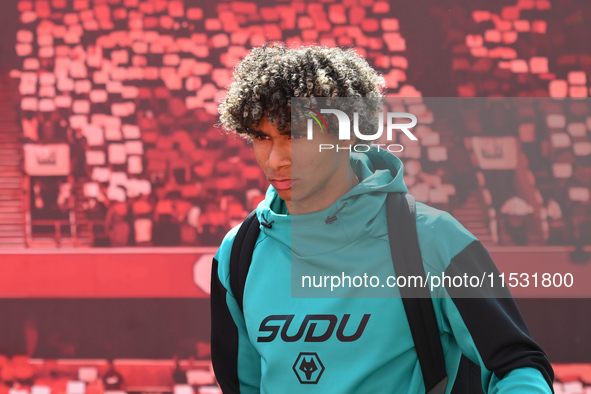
{"left": 386, "top": 192, "right": 448, "bottom": 394}
{"left": 229, "top": 210, "right": 261, "bottom": 313}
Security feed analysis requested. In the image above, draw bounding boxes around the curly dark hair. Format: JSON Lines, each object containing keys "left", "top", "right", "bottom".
{"left": 218, "top": 43, "right": 386, "bottom": 139}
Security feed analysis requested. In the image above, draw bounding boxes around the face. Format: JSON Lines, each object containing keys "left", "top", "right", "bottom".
{"left": 251, "top": 115, "right": 355, "bottom": 214}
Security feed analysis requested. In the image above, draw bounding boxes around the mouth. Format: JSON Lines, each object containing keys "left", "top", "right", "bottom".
{"left": 270, "top": 179, "right": 293, "bottom": 190}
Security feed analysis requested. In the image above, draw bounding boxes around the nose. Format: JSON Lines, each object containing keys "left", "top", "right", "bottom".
{"left": 267, "top": 138, "right": 291, "bottom": 170}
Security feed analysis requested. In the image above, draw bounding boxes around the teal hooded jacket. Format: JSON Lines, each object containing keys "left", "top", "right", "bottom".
{"left": 211, "top": 146, "right": 554, "bottom": 393}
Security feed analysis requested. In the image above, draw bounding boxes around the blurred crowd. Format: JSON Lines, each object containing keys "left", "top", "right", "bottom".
{"left": 9, "top": 0, "right": 591, "bottom": 247}
{"left": 0, "top": 355, "right": 219, "bottom": 394}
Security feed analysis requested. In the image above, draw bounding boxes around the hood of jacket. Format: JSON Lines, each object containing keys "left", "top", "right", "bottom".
{"left": 255, "top": 146, "right": 408, "bottom": 256}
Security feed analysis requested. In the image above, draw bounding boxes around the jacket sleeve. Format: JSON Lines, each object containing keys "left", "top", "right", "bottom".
{"left": 439, "top": 241, "right": 554, "bottom": 393}
{"left": 416, "top": 206, "right": 554, "bottom": 393}
{"left": 211, "top": 230, "right": 261, "bottom": 393}
{"left": 439, "top": 243, "right": 554, "bottom": 393}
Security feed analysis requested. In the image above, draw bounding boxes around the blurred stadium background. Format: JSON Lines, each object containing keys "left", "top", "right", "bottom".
{"left": 0, "top": 0, "right": 590, "bottom": 393}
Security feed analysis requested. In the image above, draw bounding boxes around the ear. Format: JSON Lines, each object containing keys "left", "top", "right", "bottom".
{"left": 336, "top": 136, "right": 359, "bottom": 150}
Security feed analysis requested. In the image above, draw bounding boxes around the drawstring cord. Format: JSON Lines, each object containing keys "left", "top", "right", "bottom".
{"left": 261, "top": 202, "right": 347, "bottom": 227}
{"left": 261, "top": 213, "right": 275, "bottom": 229}
{"left": 325, "top": 202, "right": 347, "bottom": 224}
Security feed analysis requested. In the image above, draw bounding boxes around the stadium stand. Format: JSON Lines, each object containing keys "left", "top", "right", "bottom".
{"left": 0, "top": 353, "right": 589, "bottom": 394}
{"left": 1, "top": 0, "right": 589, "bottom": 248}
{"left": 0, "top": 356, "right": 220, "bottom": 394}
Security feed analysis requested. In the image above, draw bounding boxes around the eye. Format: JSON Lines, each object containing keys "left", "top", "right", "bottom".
{"left": 290, "top": 132, "right": 306, "bottom": 140}
{"left": 253, "top": 133, "right": 270, "bottom": 141}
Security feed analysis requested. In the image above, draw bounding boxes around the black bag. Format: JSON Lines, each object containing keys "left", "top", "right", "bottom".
{"left": 228, "top": 192, "right": 484, "bottom": 394}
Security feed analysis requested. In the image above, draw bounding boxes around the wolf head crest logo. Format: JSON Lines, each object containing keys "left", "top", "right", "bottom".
{"left": 293, "top": 352, "right": 325, "bottom": 384}
{"left": 299, "top": 357, "right": 318, "bottom": 380}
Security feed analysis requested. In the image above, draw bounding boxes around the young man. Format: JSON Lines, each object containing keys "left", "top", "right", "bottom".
{"left": 211, "top": 44, "right": 554, "bottom": 393}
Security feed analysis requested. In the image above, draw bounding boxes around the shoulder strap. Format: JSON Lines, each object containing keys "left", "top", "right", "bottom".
{"left": 229, "top": 210, "right": 260, "bottom": 313}
{"left": 386, "top": 192, "right": 448, "bottom": 394}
